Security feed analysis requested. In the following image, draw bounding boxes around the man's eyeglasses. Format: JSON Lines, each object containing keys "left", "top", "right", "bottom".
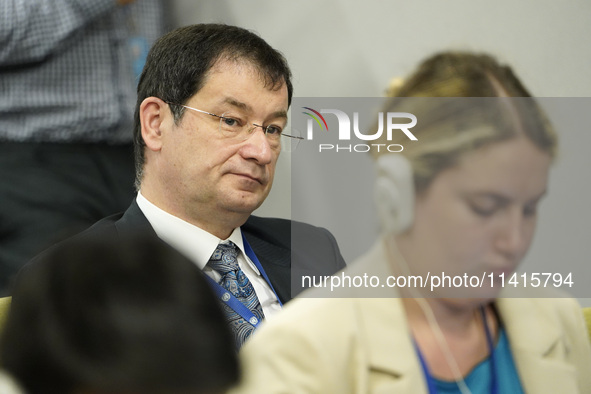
{"left": 168, "top": 103, "right": 303, "bottom": 152}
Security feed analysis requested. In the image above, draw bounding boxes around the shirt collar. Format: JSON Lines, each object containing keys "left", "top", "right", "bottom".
{"left": 136, "top": 192, "right": 259, "bottom": 274}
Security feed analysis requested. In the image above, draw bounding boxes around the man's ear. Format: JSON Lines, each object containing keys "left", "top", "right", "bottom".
{"left": 140, "top": 97, "right": 169, "bottom": 152}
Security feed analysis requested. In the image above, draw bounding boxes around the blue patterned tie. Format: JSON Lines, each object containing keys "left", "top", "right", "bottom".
{"left": 207, "top": 242, "right": 265, "bottom": 349}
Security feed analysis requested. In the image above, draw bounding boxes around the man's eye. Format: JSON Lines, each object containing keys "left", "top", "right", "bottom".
{"left": 265, "top": 125, "right": 283, "bottom": 135}
{"left": 222, "top": 117, "right": 240, "bottom": 127}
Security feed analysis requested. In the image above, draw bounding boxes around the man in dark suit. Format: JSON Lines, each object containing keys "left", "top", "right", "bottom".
{"left": 34, "top": 24, "right": 345, "bottom": 348}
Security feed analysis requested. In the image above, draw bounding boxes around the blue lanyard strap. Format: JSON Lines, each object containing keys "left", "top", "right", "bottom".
{"left": 204, "top": 235, "right": 283, "bottom": 329}
{"left": 414, "top": 306, "right": 498, "bottom": 394}
{"left": 241, "top": 233, "right": 283, "bottom": 308}
{"left": 481, "top": 307, "right": 498, "bottom": 394}
{"left": 415, "top": 342, "right": 439, "bottom": 394}
{"left": 204, "top": 275, "right": 262, "bottom": 328}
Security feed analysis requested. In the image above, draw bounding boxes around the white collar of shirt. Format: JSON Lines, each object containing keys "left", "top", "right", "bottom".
{"left": 135, "top": 191, "right": 261, "bottom": 275}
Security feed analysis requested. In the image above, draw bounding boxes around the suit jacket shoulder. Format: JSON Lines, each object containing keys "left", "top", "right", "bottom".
{"left": 28, "top": 210, "right": 345, "bottom": 306}
{"left": 25, "top": 201, "right": 154, "bottom": 269}
{"left": 85, "top": 199, "right": 155, "bottom": 237}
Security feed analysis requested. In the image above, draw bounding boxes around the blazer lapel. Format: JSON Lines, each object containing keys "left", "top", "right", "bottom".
{"left": 355, "top": 297, "right": 429, "bottom": 393}
{"left": 352, "top": 240, "right": 584, "bottom": 393}
{"left": 348, "top": 240, "right": 429, "bottom": 393}
{"left": 496, "top": 297, "right": 581, "bottom": 393}
{"left": 360, "top": 296, "right": 580, "bottom": 394}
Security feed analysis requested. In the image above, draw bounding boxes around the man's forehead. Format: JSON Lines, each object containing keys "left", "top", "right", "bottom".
{"left": 203, "top": 59, "right": 287, "bottom": 96}
{"left": 192, "top": 60, "right": 288, "bottom": 116}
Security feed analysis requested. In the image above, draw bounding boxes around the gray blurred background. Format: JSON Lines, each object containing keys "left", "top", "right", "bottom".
{"left": 172, "top": 0, "right": 591, "bottom": 305}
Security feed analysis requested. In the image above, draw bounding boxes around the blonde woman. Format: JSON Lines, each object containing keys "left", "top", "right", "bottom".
{"left": 232, "top": 52, "right": 591, "bottom": 394}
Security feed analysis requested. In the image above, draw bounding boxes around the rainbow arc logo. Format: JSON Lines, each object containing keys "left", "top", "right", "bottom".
{"left": 302, "top": 107, "right": 329, "bottom": 131}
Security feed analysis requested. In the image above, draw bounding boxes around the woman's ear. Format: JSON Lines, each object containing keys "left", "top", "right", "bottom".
{"left": 139, "top": 97, "right": 168, "bottom": 152}
{"left": 374, "top": 154, "right": 415, "bottom": 235}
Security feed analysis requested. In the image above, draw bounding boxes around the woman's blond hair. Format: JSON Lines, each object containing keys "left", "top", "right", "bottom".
{"left": 374, "top": 52, "right": 557, "bottom": 193}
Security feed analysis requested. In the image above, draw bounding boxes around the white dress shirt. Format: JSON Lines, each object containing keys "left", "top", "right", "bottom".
{"left": 136, "top": 192, "right": 282, "bottom": 319}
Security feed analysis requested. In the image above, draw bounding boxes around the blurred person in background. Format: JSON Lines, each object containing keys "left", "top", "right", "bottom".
{"left": 0, "top": 0, "right": 168, "bottom": 295}
{"left": 233, "top": 52, "right": 591, "bottom": 393}
{"left": 0, "top": 233, "right": 239, "bottom": 394}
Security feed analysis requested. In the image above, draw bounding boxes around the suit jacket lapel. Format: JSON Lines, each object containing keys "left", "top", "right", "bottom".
{"left": 242, "top": 219, "right": 291, "bottom": 304}
{"left": 117, "top": 205, "right": 293, "bottom": 302}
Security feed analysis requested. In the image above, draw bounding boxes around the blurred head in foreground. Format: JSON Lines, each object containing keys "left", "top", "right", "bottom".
{"left": 0, "top": 234, "right": 239, "bottom": 394}
{"left": 373, "top": 52, "right": 557, "bottom": 300}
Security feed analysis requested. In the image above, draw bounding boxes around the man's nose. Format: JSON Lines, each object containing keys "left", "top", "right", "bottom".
{"left": 239, "top": 126, "right": 274, "bottom": 164}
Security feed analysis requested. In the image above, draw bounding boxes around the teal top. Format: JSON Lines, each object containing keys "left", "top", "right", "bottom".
{"left": 433, "top": 328, "right": 524, "bottom": 394}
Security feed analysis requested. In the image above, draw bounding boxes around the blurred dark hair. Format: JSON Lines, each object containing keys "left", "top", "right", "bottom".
{"left": 0, "top": 233, "right": 238, "bottom": 394}
{"left": 133, "top": 23, "right": 293, "bottom": 189}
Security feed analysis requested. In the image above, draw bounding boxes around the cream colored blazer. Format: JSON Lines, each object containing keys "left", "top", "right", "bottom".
{"left": 233, "top": 240, "right": 591, "bottom": 394}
